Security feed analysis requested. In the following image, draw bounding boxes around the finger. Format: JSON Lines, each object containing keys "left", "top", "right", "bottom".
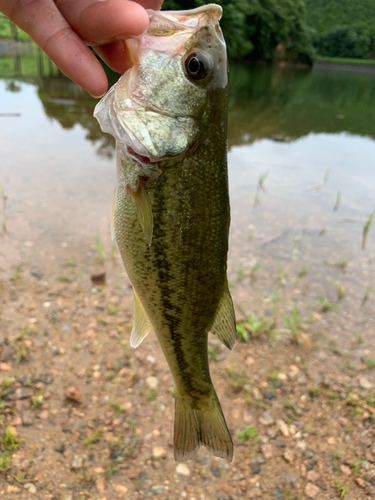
{"left": 94, "top": 41, "right": 133, "bottom": 76}
{"left": 4, "top": 0, "right": 108, "bottom": 96}
{"left": 55, "top": 0, "right": 149, "bottom": 45}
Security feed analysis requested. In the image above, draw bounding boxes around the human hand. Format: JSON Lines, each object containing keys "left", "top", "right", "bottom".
{"left": 0, "top": 0, "right": 163, "bottom": 97}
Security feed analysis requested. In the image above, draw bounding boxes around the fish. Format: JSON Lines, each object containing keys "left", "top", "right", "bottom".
{"left": 94, "top": 4, "right": 236, "bottom": 462}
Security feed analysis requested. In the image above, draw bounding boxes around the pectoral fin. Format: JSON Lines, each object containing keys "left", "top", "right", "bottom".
{"left": 130, "top": 288, "right": 153, "bottom": 348}
{"left": 130, "top": 180, "right": 153, "bottom": 246}
{"left": 111, "top": 187, "right": 116, "bottom": 241}
{"left": 209, "top": 283, "right": 236, "bottom": 350}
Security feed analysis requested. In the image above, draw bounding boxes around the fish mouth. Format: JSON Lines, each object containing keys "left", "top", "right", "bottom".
{"left": 127, "top": 147, "right": 159, "bottom": 166}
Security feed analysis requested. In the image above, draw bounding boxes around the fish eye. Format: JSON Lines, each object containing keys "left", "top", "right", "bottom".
{"left": 184, "top": 52, "right": 212, "bottom": 81}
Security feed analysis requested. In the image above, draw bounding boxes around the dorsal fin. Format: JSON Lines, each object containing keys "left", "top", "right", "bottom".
{"left": 209, "top": 282, "right": 236, "bottom": 350}
{"left": 130, "top": 288, "right": 153, "bottom": 348}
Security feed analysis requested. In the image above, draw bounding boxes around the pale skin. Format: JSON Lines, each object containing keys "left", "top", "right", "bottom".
{"left": 0, "top": 0, "right": 163, "bottom": 97}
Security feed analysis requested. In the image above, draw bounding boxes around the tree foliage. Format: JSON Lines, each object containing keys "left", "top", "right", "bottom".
{"left": 305, "top": 0, "right": 375, "bottom": 59}
{"left": 313, "top": 26, "right": 373, "bottom": 60}
{"left": 162, "top": 0, "right": 314, "bottom": 64}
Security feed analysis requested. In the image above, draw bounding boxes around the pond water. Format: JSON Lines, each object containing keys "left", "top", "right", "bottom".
{"left": 1, "top": 47, "right": 375, "bottom": 361}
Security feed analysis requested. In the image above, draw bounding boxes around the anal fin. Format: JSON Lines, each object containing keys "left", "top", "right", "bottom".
{"left": 130, "top": 179, "right": 153, "bottom": 246}
{"left": 209, "top": 281, "right": 236, "bottom": 350}
{"left": 130, "top": 288, "right": 153, "bottom": 348}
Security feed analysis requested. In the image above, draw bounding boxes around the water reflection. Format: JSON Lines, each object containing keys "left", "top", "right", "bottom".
{"left": 228, "top": 64, "right": 375, "bottom": 147}
{"left": 2, "top": 48, "right": 375, "bottom": 153}
{"left": 1, "top": 47, "right": 375, "bottom": 356}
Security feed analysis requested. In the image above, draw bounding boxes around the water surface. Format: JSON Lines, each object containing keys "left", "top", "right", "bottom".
{"left": 1, "top": 48, "right": 375, "bottom": 359}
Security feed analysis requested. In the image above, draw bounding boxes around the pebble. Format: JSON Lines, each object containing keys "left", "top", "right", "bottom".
{"left": 259, "top": 410, "right": 274, "bottom": 426}
{"left": 263, "top": 391, "right": 275, "bottom": 400}
{"left": 305, "top": 482, "right": 320, "bottom": 498}
{"left": 340, "top": 464, "right": 352, "bottom": 476}
{"left": 23, "top": 483, "right": 37, "bottom": 494}
{"left": 65, "top": 386, "right": 83, "bottom": 404}
{"left": 70, "top": 454, "right": 84, "bottom": 470}
{"left": 276, "top": 419, "right": 290, "bottom": 437}
{"left": 211, "top": 466, "right": 221, "bottom": 478}
{"left": 306, "top": 470, "right": 320, "bottom": 482}
{"left": 7, "top": 485, "right": 20, "bottom": 493}
{"left": 146, "top": 376, "right": 158, "bottom": 389}
{"left": 250, "top": 462, "right": 261, "bottom": 474}
{"left": 281, "top": 471, "right": 299, "bottom": 485}
{"left": 0, "top": 345, "right": 14, "bottom": 362}
{"left": 115, "top": 484, "right": 128, "bottom": 493}
{"left": 151, "top": 485, "right": 165, "bottom": 495}
{"left": 152, "top": 446, "right": 167, "bottom": 459}
{"left": 261, "top": 443, "right": 273, "bottom": 459}
{"left": 359, "top": 377, "right": 374, "bottom": 390}
{"left": 275, "top": 439, "right": 286, "bottom": 448}
{"left": 283, "top": 450, "right": 294, "bottom": 463}
{"left": 22, "top": 411, "right": 34, "bottom": 426}
{"left": 176, "top": 463, "right": 190, "bottom": 476}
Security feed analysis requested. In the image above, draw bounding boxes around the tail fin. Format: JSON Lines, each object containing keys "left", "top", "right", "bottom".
{"left": 174, "top": 391, "right": 233, "bottom": 462}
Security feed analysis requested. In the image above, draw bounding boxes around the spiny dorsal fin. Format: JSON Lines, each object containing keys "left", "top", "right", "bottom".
{"left": 111, "top": 186, "right": 116, "bottom": 241}
{"left": 130, "top": 180, "right": 153, "bottom": 246}
{"left": 209, "top": 282, "right": 236, "bottom": 350}
{"left": 130, "top": 288, "right": 153, "bottom": 348}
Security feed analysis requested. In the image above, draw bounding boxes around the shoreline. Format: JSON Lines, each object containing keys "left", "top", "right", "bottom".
{"left": 315, "top": 60, "right": 375, "bottom": 74}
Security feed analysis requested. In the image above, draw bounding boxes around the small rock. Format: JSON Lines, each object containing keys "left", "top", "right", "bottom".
{"left": 275, "top": 439, "right": 286, "bottom": 448}
{"left": 91, "top": 269, "right": 106, "bottom": 284}
{"left": 54, "top": 444, "right": 65, "bottom": 453}
{"left": 151, "top": 485, "right": 165, "bottom": 495}
{"left": 276, "top": 419, "right": 290, "bottom": 437}
{"left": 0, "top": 345, "right": 14, "bottom": 362}
{"left": 65, "top": 386, "right": 83, "bottom": 404}
{"left": 115, "top": 484, "right": 128, "bottom": 493}
{"left": 259, "top": 410, "right": 275, "bottom": 426}
{"left": 70, "top": 454, "right": 84, "bottom": 470}
{"left": 96, "top": 476, "right": 106, "bottom": 492}
{"left": 305, "top": 450, "right": 314, "bottom": 459}
{"left": 7, "top": 485, "right": 20, "bottom": 493}
{"left": 211, "top": 466, "right": 221, "bottom": 478}
{"left": 261, "top": 443, "right": 273, "bottom": 460}
{"left": 305, "top": 482, "right": 320, "bottom": 498}
{"left": 356, "top": 477, "right": 366, "bottom": 488}
{"left": 359, "top": 377, "right": 374, "bottom": 390}
{"left": 250, "top": 462, "right": 261, "bottom": 474}
{"left": 11, "top": 416, "right": 22, "bottom": 426}
{"left": 340, "top": 464, "right": 352, "bottom": 476}
{"left": 152, "top": 446, "right": 167, "bottom": 459}
{"left": 22, "top": 411, "right": 34, "bottom": 426}
{"left": 0, "top": 362, "right": 11, "bottom": 371}
{"left": 281, "top": 471, "right": 299, "bottom": 485}
{"left": 23, "top": 483, "right": 37, "bottom": 494}
{"left": 267, "top": 428, "right": 277, "bottom": 439}
{"left": 327, "top": 437, "right": 336, "bottom": 445}
{"left": 283, "top": 450, "right": 294, "bottom": 463}
{"left": 263, "top": 391, "right": 275, "bottom": 400}
{"left": 176, "top": 463, "right": 190, "bottom": 476}
{"left": 307, "top": 470, "right": 320, "bottom": 482}
{"left": 146, "top": 376, "right": 158, "bottom": 389}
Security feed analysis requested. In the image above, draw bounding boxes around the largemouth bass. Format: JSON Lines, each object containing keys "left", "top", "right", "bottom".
{"left": 94, "top": 4, "right": 236, "bottom": 462}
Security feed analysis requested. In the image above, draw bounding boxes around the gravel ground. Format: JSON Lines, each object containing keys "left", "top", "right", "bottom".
{"left": 0, "top": 253, "right": 374, "bottom": 500}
